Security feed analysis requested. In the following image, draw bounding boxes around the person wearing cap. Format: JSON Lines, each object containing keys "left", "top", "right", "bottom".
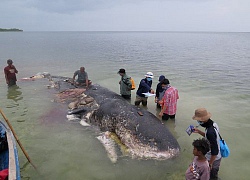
{"left": 192, "top": 108, "right": 222, "bottom": 180}
{"left": 118, "top": 68, "right": 132, "bottom": 99}
{"left": 155, "top": 75, "right": 165, "bottom": 108}
{"left": 4, "top": 59, "right": 18, "bottom": 87}
{"left": 72, "top": 67, "right": 92, "bottom": 87}
{"left": 159, "top": 79, "right": 179, "bottom": 120}
{"left": 134, "top": 72, "right": 154, "bottom": 106}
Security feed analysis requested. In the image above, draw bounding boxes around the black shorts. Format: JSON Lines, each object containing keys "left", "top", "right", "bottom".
{"left": 162, "top": 113, "right": 175, "bottom": 120}
{"left": 121, "top": 94, "right": 131, "bottom": 99}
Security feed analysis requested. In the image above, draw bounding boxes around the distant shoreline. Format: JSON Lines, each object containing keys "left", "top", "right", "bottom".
{"left": 0, "top": 28, "right": 23, "bottom": 32}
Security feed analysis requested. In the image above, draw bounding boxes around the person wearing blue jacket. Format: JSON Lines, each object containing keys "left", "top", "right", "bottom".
{"left": 134, "top": 72, "right": 155, "bottom": 106}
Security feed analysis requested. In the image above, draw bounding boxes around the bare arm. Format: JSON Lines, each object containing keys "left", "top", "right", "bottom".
{"left": 72, "top": 74, "right": 76, "bottom": 83}
{"left": 193, "top": 128, "right": 205, "bottom": 137}
{"left": 13, "top": 65, "right": 18, "bottom": 74}
{"left": 209, "top": 155, "right": 217, "bottom": 169}
{"left": 159, "top": 104, "right": 166, "bottom": 117}
{"left": 85, "top": 78, "right": 89, "bottom": 87}
{"left": 4, "top": 68, "right": 9, "bottom": 84}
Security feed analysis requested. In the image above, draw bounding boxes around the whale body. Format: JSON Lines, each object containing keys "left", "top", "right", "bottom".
{"left": 50, "top": 76, "right": 180, "bottom": 160}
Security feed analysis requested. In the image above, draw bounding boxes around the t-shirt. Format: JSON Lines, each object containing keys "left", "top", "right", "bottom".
{"left": 185, "top": 156, "right": 210, "bottom": 180}
{"left": 4, "top": 65, "right": 17, "bottom": 81}
{"left": 205, "top": 123, "right": 221, "bottom": 160}
{"left": 74, "top": 70, "right": 88, "bottom": 83}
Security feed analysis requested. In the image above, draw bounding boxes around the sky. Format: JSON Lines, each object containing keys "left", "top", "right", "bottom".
{"left": 1, "top": 0, "right": 250, "bottom": 32}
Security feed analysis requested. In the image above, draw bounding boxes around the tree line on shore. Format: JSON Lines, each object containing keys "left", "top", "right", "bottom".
{"left": 0, "top": 28, "right": 23, "bottom": 32}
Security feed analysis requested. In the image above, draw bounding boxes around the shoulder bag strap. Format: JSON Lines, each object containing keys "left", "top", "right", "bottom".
{"left": 213, "top": 126, "right": 223, "bottom": 140}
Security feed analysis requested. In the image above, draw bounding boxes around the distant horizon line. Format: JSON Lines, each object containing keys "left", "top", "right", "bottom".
{"left": 15, "top": 30, "right": 250, "bottom": 33}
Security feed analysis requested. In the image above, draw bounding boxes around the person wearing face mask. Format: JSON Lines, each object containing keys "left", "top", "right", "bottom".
{"left": 159, "top": 78, "right": 179, "bottom": 120}
{"left": 155, "top": 75, "right": 166, "bottom": 108}
{"left": 134, "top": 72, "right": 154, "bottom": 106}
{"left": 192, "top": 108, "right": 222, "bottom": 180}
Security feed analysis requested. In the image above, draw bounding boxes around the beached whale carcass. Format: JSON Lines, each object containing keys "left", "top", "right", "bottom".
{"left": 50, "top": 76, "right": 180, "bottom": 160}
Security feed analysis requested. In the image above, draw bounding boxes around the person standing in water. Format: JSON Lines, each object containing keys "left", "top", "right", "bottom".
{"left": 118, "top": 68, "right": 132, "bottom": 99}
{"left": 134, "top": 72, "right": 154, "bottom": 106}
{"left": 4, "top": 59, "right": 18, "bottom": 87}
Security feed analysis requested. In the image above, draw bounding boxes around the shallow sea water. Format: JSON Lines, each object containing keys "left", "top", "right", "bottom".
{"left": 0, "top": 31, "right": 250, "bottom": 180}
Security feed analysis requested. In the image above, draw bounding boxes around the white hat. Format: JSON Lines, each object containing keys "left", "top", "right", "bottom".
{"left": 145, "top": 72, "right": 154, "bottom": 78}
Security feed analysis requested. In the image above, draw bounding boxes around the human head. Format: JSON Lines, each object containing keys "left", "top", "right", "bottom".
{"left": 192, "top": 108, "right": 211, "bottom": 124}
{"left": 192, "top": 138, "right": 210, "bottom": 156}
{"left": 158, "top": 75, "right": 165, "bottom": 82}
{"left": 7, "top": 59, "right": 13, "bottom": 65}
{"left": 144, "top": 72, "right": 154, "bottom": 78}
{"left": 80, "top": 67, "right": 85, "bottom": 72}
{"left": 118, "top": 68, "right": 126, "bottom": 76}
{"left": 160, "top": 78, "right": 170, "bottom": 88}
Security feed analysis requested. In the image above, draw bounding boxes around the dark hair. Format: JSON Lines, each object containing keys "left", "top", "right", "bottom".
{"left": 192, "top": 138, "right": 210, "bottom": 155}
{"left": 7, "top": 59, "right": 13, "bottom": 64}
{"left": 161, "top": 78, "right": 170, "bottom": 85}
{"left": 118, "top": 68, "right": 125, "bottom": 73}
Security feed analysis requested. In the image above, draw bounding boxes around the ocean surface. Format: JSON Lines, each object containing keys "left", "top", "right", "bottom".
{"left": 0, "top": 31, "right": 249, "bottom": 180}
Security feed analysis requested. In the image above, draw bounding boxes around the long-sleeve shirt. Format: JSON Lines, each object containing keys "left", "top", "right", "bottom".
{"left": 120, "top": 74, "right": 132, "bottom": 95}
{"left": 136, "top": 78, "right": 152, "bottom": 97}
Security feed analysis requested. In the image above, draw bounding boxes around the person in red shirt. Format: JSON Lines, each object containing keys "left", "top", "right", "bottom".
{"left": 159, "top": 78, "right": 179, "bottom": 120}
{"left": 4, "top": 59, "right": 18, "bottom": 87}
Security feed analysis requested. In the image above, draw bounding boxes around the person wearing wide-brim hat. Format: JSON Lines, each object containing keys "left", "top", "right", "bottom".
{"left": 192, "top": 108, "right": 222, "bottom": 179}
{"left": 134, "top": 72, "right": 154, "bottom": 106}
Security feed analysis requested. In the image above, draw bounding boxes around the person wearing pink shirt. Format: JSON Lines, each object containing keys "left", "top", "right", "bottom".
{"left": 159, "top": 78, "right": 179, "bottom": 120}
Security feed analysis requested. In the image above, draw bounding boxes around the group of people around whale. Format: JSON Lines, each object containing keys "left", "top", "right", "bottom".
{"left": 3, "top": 60, "right": 222, "bottom": 180}
{"left": 118, "top": 68, "right": 179, "bottom": 121}
{"left": 117, "top": 68, "right": 222, "bottom": 180}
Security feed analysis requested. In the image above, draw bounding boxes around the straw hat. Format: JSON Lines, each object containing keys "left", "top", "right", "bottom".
{"left": 192, "top": 108, "right": 211, "bottom": 122}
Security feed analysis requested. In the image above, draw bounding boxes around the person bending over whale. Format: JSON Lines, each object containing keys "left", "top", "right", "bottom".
{"left": 72, "top": 67, "right": 92, "bottom": 87}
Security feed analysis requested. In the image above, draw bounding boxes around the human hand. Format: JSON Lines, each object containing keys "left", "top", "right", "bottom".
{"left": 159, "top": 111, "right": 163, "bottom": 117}
{"left": 209, "top": 163, "right": 213, "bottom": 170}
{"left": 192, "top": 127, "right": 199, "bottom": 133}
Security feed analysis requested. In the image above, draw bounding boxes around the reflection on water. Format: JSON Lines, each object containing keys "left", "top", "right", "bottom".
{"left": 7, "top": 85, "right": 23, "bottom": 102}
{"left": 6, "top": 85, "right": 27, "bottom": 122}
